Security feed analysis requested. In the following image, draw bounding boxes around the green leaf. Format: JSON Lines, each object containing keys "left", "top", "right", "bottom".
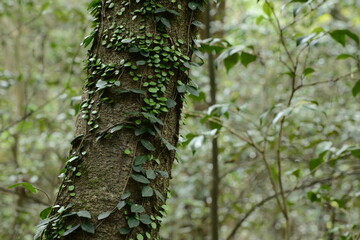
{"left": 224, "top": 53, "right": 239, "bottom": 72}
{"left": 162, "top": 138, "right": 177, "bottom": 151}
{"left": 160, "top": 17, "right": 171, "bottom": 28}
{"left": 119, "top": 227, "right": 130, "bottom": 235}
{"left": 121, "top": 192, "right": 131, "bottom": 200}
{"left": 166, "top": 99, "right": 177, "bottom": 108}
{"left": 109, "top": 125, "right": 123, "bottom": 133}
{"left": 97, "top": 211, "right": 111, "bottom": 220}
{"left": 240, "top": 52, "right": 257, "bottom": 67}
{"left": 131, "top": 204, "right": 145, "bottom": 213}
{"left": 131, "top": 174, "right": 150, "bottom": 184}
{"left": 139, "top": 214, "right": 152, "bottom": 224}
{"left": 352, "top": 80, "right": 360, "bottom": 97}
{"left": 77, "top": 210, "right": 91, "bottom": 219}
{"left": 177, "top": 84, "right": 187, "bottom": 93}
{"left": 137, "top": 234, "right": 144, "bottom": 240}
{"left": 146, "top": 169, "right": 156, "bottom": 179}
{"left": 68, "top": 185, "right": 75, "bottom": 191}
{"left": 81, "top": 223, "right": 95, "bottom": 234}
{"left": 329, "top": 29, "right": 359, "bottom": 47}
{"left": 156, "top": 170, "right": 169, "bottom": 178}
{"left": 186, "top": 85, "right": 199, "bottom": 96}
{"left": 309, "top": 158, "right": 324, "bottom": 172}
{"left": 127, "top": 218, "right": 140, "bottom": 228}
{"left": 8, "top": 182, "right": 37, "bottom": 193}
{"left": 336, "top": 54, "right": 354, "bottom": 60}
{"left": 303, "top": 68, "right": 315, "bottom": 76}
{"left": 39, "top": 207, "right": 52, "bottom": 220}
{"left": 349, "top": 148, "right": 360, "bottom": 158}
{"left": 135, "top": 155, "right": 147, "bottom": 165}
{"left": 262, "top": 2, "right": 273, "bottom": 17}
{"left": 188, "top": 2, "right": 197, "bottom": 10}
{"left": 140, "top": 139, "right": 155, "bottom": 151}
{"left": 63, "top": 224, "right": 80, "bottom": 236}
{"left": 116, "top": 201, "right": 126, "bottom": 210}
{"left": 142, "top": 186, "right": 154, "bottom": 197}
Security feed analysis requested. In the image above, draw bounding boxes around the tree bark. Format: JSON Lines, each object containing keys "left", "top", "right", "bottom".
{"left": 37, "top": 1, "right": 201, "bottom": 239}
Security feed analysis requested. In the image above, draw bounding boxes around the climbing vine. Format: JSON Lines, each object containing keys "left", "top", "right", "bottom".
{"left": 35, "top": 0, "right": 204, "bottom": 239}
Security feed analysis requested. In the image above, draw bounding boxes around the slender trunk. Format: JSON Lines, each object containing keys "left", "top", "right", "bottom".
{"left": 205, "top": 2, "right": 219, "bottom": 240}
{"left": 38, "top": 1, "right": 201, "bottom": 239}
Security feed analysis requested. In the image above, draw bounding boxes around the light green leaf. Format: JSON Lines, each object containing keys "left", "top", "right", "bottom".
{"left": 131, "top": 204, "right": 145, "bottom": 213}
{"left": 97, "top": 211, "right": 111, "bottom": 220}
{"left": 142, "top": 186, "right": 154, "bottom": 197}
{"left": 8, "top": 182, "right": 37, "bottom": 193}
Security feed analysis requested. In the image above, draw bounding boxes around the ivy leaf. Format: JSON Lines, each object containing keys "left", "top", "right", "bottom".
{"left": 352, "top": 80, "right": 360, "bottom": 97}
{"left": 156, "top": 170, "right": 169, "bottom": 178}
{"left": 81, "top": 223, "right": 95, "bottom": 234}
{"left": 162, "top": 138, "right": 177, "bottom": 151}
{"left": 97, "top": 211, "right": 111, "bottom": 220}
{"left": 186, "top": 85, "right": 199, "bottom": 96}
{"left": 131, "top": 204, "right": 145, "bottom": 213}
{"left": 127, "top": 218, "right": 140, "bottom": 228}
{"left": 192, "top": 20, "right": 205, "bottom": 29}
{"left": 121, "top": 192, "right": 131, "bottom": 200}
{"left": 131, "top": 174, "right": 150, "bottom": 184}
{"left": 63, "top": 224, "right": 80, "bottom": 236}
{"left": 96, "top": 79, "right": 108, "bottom": 90}
{"left": 166, "top": 99, "right": 177, "bottom": 108}
{"left": 77, "top": 210, "right": 91, "bottom": 219}
{"left": 134, "top": 155, "right": 147, "bottom": 166}
{"left": 139, "top": 214, "right": 152, "bottom": 224}
{"left": 146, "top": 169, "right": 156, "bottom": 179}
{"left": 188, "top": 2, "right": 197, "bottom": 10}
{"left": 160, "top": 17, "right": 171, "bottom": 28}
{"left": 154, "top": 189, "right": 165, "bottom": 202}
{"left": 7, "top": 182, "right": 37, "bottom": 193}
{"left": 177, "top": 84, "right": 187, "bottom": 93}
{"left": 142, "top": 186, "right": 154, "bottom": 197}
{"left": 141, "top": 139, "right": 155, "bottom": 151}
{"left": 119, "top": 227, "right": 130, "bottom": 235}
{"left": 116, "top": 200, "right": 126, "bottom": 210}
{"left": 240, "top": 52, "right": 257, "bottom": 67}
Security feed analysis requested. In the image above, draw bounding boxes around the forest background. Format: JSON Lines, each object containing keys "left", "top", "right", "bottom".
{"left": 0, "top": 0, "right": 359, "bottom": 239}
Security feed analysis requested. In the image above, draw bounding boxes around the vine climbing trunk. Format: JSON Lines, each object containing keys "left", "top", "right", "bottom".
{"left": 36, "top": 1, "right": 202, "bottom": 239}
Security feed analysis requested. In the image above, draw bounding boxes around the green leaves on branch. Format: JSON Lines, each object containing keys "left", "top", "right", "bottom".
{"left": 329, "top": 29, "right": 359, "bottom": 47}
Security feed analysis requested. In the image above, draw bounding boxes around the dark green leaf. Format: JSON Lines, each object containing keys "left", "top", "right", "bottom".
{"left": 162, "top": 138, "right": 177, "bottom": 151}
{"left": 303, "top": 68, "right": 315, "bottom": 76}
{"left": 224, "top": 53, "right": 239, "bottom": 72}
{"left": 135, "top": 155, "right": 147, "bottom": 165}
{"left": 188, "top": 2, "right": 197, "bottom": 10}
{"left": 156, "top": 170, "right": 169, "bottom": 178}
{"left": 127, "top": 218, "right": 140, "bottom": 228}
{"left": 186, "top": 85, "right": 199, "bottom": 96}
{"left": 177, "top": 84, "right": 187, "bottom": 93}
{"left": 119, "top": 227, "right": 130, "bottom": 235}
{"left": 309, "top": 158, "right": 324, "bottom": 172}
{"left": 81, "top": 223, "right": 95, "bottom": 234}
{"left": 352, "top": 80, "right": 360, "bottom": 97}
{"left": 350, "top": 148, "right": 360, "bottom": 158}
{"left": 139, "top": 214, "right": 152, "bottom": 224}
{"left": 240, "top": 52, "right": 257, "bottom": 67}
{"left": 160, "top": 17, "right": 171, "bottom": 28}
{"left": 131, "top": 174, "right": 150, "bottom": 184}
{"left": 142, "top": 186, "right": 154, "bottom": 197}
{"left": 140, "top": 139, "right": 155, "bottom": 151}
{"left": 63, "top": 224, "right": 80, "bottom": 236}
{"left": 131, "top": 204, "right": 145, "bottom": 213}
{"left": 40, "top": 207, "right": 52, "bottom": 220}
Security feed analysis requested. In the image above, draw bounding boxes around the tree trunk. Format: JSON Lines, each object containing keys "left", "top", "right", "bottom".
{"left": 37, "top": 1, "right": 201, "bottom": 239}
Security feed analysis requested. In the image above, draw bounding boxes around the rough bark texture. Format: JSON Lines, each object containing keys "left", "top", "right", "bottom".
{"left": 41, "top": 1, "right": 201, "bottom": 239}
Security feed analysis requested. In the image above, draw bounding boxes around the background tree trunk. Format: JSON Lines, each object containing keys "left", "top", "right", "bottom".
{"left": 40, "top": 1, "right": 200, "bottom": 239}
